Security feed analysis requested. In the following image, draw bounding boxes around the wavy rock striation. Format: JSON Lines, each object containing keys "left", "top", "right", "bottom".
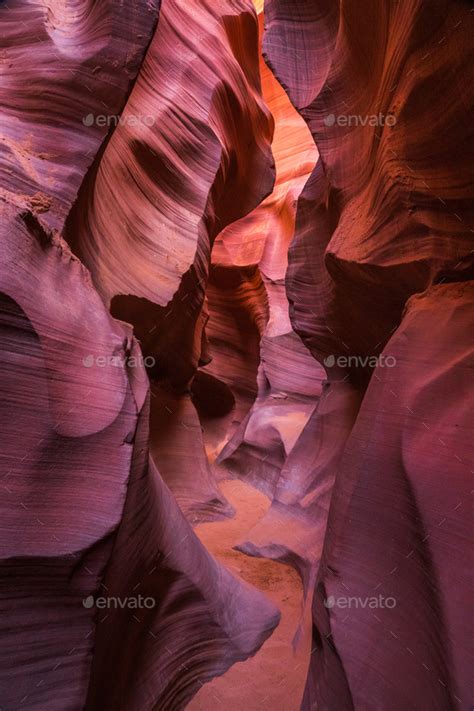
{"left": 0, "top": 1, "right": 281, "bottom": 708}
{"left": 306, "top": 283, "right": 473, "bottom": 710}
{"left": 1, "top": 0, "right": 472, "bottom": 708}
{"left": 0, "top": 209, "right": 279, "bottom": 709}
{"left": 64, "top": 0, "right": 276, "bottom": 520}
{"left": 263, "top": 0, "right": 473, "bottom": 708}
{"left": 196, "top": 5, "right": 329, "bottom": 582}
{"left": 0, "top": 0, "right": 160, "bottom": 231}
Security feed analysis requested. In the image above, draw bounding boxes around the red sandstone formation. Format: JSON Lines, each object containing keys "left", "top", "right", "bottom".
{"left": 0, "top": 209, "right": 278, "bottom": 709}
{"left": 1, "top": 1, "right": 280, "bottom": 708}
{"left": 65, "top": 0, "right": 276, "bottom": 520}
{"left": 305, "top": 283, "right": 474, "bottom": 710}
{"left": 201, "top": 7, "right": 329, "bottom": 583}
{"left": 263, "top": 0, "right": 473, "bottom": 708}
{"left": 0, "top": 0, "right": 159, "bottom": 231}
{"left": 0, "top": 0, "right": 472, "bottom": 709}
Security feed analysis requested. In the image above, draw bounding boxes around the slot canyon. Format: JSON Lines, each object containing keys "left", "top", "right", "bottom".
{"left": 0, "top": 0, "right": 472, "bottom": 710}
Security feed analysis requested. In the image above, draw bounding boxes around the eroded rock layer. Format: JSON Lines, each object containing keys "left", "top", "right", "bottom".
{"left": 196, "top": 6, "right": 329, "bottom": 583}
{"left": 64, "top": 0, "right": 276, "bottom": 520}
{"left": 307, "top": 283, "right": 473, "bottom": 710}
{"left": 0, "top": 1, "right": 281, "bottom": 708}
{"left": 0, "top": 0, "right": 160, "bottom": 231}
{"left": 1, "top": 0, "right": 472, "bottom": 708}
{"left": 263, "top": 0, "right": 473, "bottom": 708}
{"left": 0, "top": 207, "right": 278, "bottom": 710}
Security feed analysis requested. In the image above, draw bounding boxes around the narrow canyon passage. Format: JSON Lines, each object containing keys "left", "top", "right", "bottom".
{"left": 189, "top": 480, "right": 312, "bottom": 710}
{"left": 0, "top": 0, "right": 471, "bottom": 709}
{"left": 181, "top": 7, "right": 317, "bottom": 703}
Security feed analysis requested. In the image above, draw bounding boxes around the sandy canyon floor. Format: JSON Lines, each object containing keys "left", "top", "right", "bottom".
{"left": 188, "top": 480, "right": 312, "bottom": 711}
